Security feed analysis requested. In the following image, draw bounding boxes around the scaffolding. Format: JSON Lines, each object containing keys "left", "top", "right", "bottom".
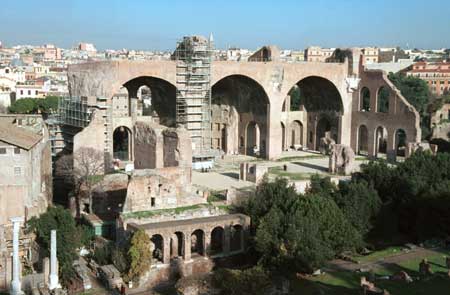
{"left": 175, "top": 36, "right": 213, "bottom": 157}
{"left": 58, "top": 96, "right": 91, "bottom": 128}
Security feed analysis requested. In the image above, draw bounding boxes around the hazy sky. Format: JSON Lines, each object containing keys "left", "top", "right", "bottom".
{"left": 1, "top": 0, "right": 449, "bottom": 50}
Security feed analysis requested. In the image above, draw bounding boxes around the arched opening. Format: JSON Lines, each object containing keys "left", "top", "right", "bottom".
{"left": 287, "top": 76, "right": 343, "bottom": 151}
{"left": 191, "top": 229, "right": 205, "bottom": 257}
{"left": 360, "top": 87, "right": 371, "bottom": 111}
{"left": 211, "top": 75, "right": 270, "bottom": 158}
{"left": 170, "top": 232, "right": 184, "bottom": 259}
{"left": 358, "top": 125, "right": 369, "bottom": 155}
{"left": 113, "top": 126, "right": 131, "bottom": 161}
{"left": 137, "top": 85, "right": 152, "bottom": 116}
{"left": 246, "top": 121, "right": 261, "bottom": 156}
{"left": 377, "top": 86, "right": 390, "bottom": 113}
{"left": 210, "top": 227, "right": 224, "bottom": 255}
{"left": 281, "top": 122, "right": 286, "bottom": 151}
{"left": 374, "top": 126, "right": 388, "bottom": 158}
{"left": 151, "top": 234, "right": 164, "bottom": 263}
{"left": 262, "top": 48, "right": 269, "bottom": 62}
{"left": 395, "top": 129, "right": 407, "bottom": 157}
{"left": 123, "top": 76, "right": 177, "bottom": 126}
{"left": 230, "top": 225, "right": 243, "bottom": 252}
{"left": 290, "top": 120, "right": 303, "bottom": 148}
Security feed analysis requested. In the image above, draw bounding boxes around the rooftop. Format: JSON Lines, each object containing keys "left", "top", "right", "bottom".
{"left": 0, "top": 120, "right": 42, "bottom": 150}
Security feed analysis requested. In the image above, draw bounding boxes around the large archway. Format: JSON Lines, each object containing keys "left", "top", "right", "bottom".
{"left": 113, "top": 126, "right": 132, "bottom": 161}
{"left": 211, "top": 75, "right": 270, "bottom": 158}
{"left": 285, "top": 76, "right": 343, "bottom": 151}
{"left": 123, "top": 76, "right": 177, "bottom": 126}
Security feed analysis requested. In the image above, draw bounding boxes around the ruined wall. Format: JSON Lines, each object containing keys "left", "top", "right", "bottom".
{"left": 134, "top": 122, "right": 163, "bottom": 169}
{"left": 350, "top": 61, "right": 421, "bottom": 160}
{"left": 73, "top": 110, "right": 106, "bottom": 172}
{"left": 123, "top": 167, "right": 195, "bottom": 213}
{"left": 431, "top": 103, "right": 450, "bottom": 140}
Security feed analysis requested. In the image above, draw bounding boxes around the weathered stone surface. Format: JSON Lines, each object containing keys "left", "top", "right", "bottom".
{"left": 329, "top": 144, "right": 355, "bottom": 175}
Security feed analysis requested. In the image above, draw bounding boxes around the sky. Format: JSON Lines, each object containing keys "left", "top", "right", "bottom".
{"left": 1, "top": 0, "right": 450, "bottom": 51}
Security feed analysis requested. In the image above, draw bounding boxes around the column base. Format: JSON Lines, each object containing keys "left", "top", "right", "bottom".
{"left": 10, "top": 280, "right": 24, "bottom": 295}
{"left": 49, "top": 274, "right": 61, "bottom": 290}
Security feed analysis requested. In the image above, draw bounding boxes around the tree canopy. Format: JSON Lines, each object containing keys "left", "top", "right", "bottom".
{"left": 8, "top": 95, "right": 60, "bottom": 114}
{"left": 128, "top": 229, "right": 152, "bottom": 281}
{"left": 27, "top": 206, "right": 82, "bottom": 284}
{"left": 245, "top": 177, "right": 362, "bottom": 273}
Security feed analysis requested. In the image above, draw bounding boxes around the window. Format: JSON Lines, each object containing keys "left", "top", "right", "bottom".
{"left": 151, "top": 197, "right": 155, "bottom": 207}
{"left": 14, "top": 147, "right": 20, "bottom": 154}
{"left": 0, "top": 148, "right": 6, "bottom": 154}
{"left": 14, "top": 167, "right": 21, "bottom": 176}
{"left": 35, "top": 90, "right": 38, "bottom": 95}
{"left": 20, "top": 90, "right": 23, "bottom": 95}
{"left": 28, "top": 90, "right": 31, "bottom": 95}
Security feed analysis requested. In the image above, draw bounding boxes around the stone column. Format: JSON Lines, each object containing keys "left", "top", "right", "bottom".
{"left": 223, "top": 226, "right": 230, "bottom": 255}
{"left": 203, "top": 231, "right": 211, "bottom": 257}
{"left": 10, "top": 217, "right": 24, "bottom": 295}
{"left": 163, "top": 237, "right": 170, "bottom": 264}
{"left": 183, "top": 234, "right": 191, "bottom": 261}
{"left": 48, "top": 230, "right": 60, "bottom": 290}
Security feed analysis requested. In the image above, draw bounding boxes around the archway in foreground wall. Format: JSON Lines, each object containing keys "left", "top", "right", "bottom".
{"left": 210, "top": 226, "right": 224, "bottom": 255}
{"left": 151, "top": 234, "right": 164, "bottom": 263}
{"left": 357, "top": 125, "right": 369, "bottom": 155}
{"left": 230, "top": 224, "right": 243, "bottom": 252}
{"left": 137, "top": 85, "right": 152, "bottom": 116}
{"left": 395, "top": 129, "right": 407, "bottom": 157}
{"left": 284, "top": 76, "right": 343, "bottom": 151}
{"left": 374, "top": 126, "right": 388, "bottom": 158}
{"left": 113, "top": 126, "right": 131, "bottom": 161}
{"left": 122, "top": 76, "right": 177, "bottom": 127}
{"left": 290, "top": 120, "right": 303, "bottom": 148}
{"left": 246, "top": 122, "right": 261, "bottom": 156}
{"left": 191, "top": 229, "right": 205, "bottom": 256}
{"left": 211, "top": 75, "right": 270, "bottom": 158}
{"left": 170, "top": 231, "right": 184, "bottom": 258}
{"left": 281, "top": 122, "right": 286, "bottom": 151}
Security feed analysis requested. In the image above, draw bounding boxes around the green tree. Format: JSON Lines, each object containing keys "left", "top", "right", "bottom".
{"left": 8, "top": 98, "right": 38, "bottom": 114}
{"left": 27, "top": 206, "right": 81, "bottom": 284}
{"left": 8, "top": 96, "right": 61, "bottom": 115}
{"left": 247, "top": 178, "right": 362, "bottom": 273}
{"left": 333, "top": 180, "right": 381, "bottom": 236}
{"left": 128, "top": 229, "right": 152, "bottom": 281}
{"left": 212, "top": 266, "right": 271, "bottom": 295}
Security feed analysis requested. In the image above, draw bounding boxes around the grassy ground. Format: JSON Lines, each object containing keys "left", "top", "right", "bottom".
{"left": 277, "top": 154, "right": 326, "bottom": 162}
{"left": 268, "top": 166, "right": 318, "bottom": 180}
{"left": 352, "top": 246, "right": 405, "bottom": 263}
{"left": 292, "top": 248, "right": 450, "bottom": 295}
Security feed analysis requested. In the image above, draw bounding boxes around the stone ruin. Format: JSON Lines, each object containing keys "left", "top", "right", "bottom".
{"left": 319, "top": 131, "right": 336, "bottom": 155}
{"left": 239, "top": 162, "right": 268, "bottom": 184}
{"left": 329, "top": 144, "right": 355, "bottom": 176}
{"left": 405, "top": 142, "right": 438, "bottom": 158}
